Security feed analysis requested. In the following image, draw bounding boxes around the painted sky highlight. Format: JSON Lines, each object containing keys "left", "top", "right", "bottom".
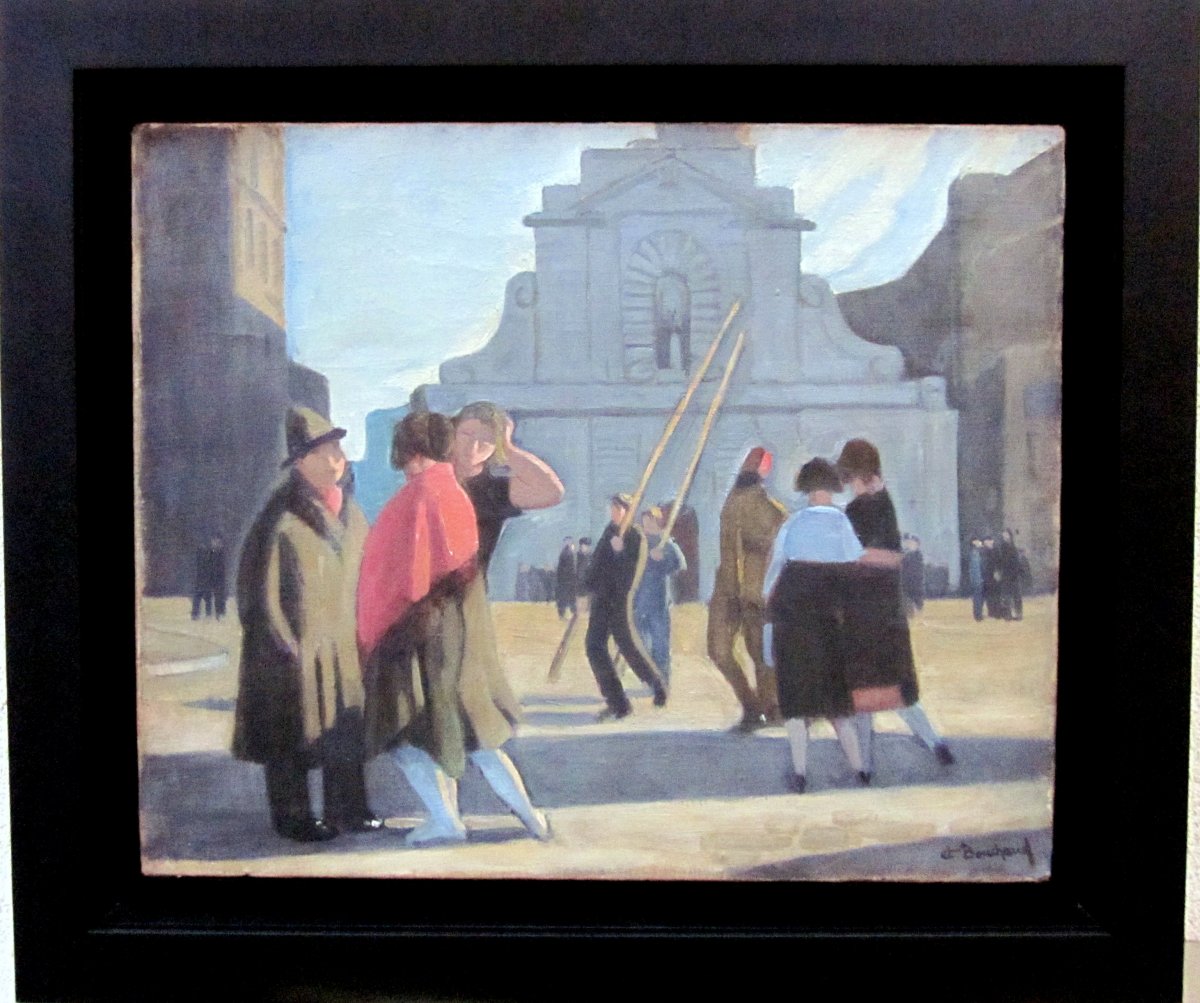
{"left": 285, "top": 123, "right": 1061, "bottom": 458}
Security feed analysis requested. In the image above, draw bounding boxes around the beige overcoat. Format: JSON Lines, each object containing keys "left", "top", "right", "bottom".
{"left": 232, "top": 472, "right": 368, "bottom": 766}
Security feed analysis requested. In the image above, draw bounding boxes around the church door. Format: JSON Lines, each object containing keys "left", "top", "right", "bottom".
{"left": 659, "top": 499, "right": 699, "bottom": 602}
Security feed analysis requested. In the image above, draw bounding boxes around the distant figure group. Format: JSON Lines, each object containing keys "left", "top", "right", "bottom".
{"left": 967, "top": 528, "right": 1031, "bottom": 621}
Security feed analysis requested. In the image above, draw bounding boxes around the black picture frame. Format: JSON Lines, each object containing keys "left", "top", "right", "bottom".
{"left": 4, "top": 4, "right": 1195, "bottom": 1000}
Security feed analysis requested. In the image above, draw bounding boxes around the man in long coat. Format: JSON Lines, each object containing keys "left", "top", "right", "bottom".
{"left": 708, "top": 447, "right": 788, "bottom": 730}
{"left": 232, "top": 406, "right": 381, "bottom": 842}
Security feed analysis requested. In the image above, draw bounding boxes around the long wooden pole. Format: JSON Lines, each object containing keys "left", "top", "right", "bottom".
{"left": 615, "top": 298, "right": 741, "bottom": 535}
{"left": 547, "top": 300, "right": 741, "bottom": 682}
{"left": 612, "top": 331, "right": 748, "bottom": 682}
{"left": 660, "top": 329, "right": 748, "bottom": 542}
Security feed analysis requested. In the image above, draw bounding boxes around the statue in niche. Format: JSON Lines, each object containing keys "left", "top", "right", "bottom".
{"left": 654, "top": 272, "right": 692, "bottom": 374}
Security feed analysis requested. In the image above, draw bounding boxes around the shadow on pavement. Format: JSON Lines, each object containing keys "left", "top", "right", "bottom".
{"left": 140, "top": 732, "right": 1052, "bottom": 863}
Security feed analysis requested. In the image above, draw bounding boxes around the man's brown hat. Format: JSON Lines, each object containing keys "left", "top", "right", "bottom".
{"left": 282, "top": 406, "right": 346, "bottom": 468}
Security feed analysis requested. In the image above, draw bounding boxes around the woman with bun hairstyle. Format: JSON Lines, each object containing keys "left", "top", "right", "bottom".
{"left": 835, "top": 438, "right": 955, "bottom": 773}
{"left": 357, "top": 411, "right": 549, "bottom": 846}
{"left": 763, "top": 458, "right": 868, "bottom": 794}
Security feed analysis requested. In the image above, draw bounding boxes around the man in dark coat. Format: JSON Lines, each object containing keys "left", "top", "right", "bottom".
{"left": 998, "top": 528, "right": 1025, "bottom": 620}
{"left": 191, "top": 535, "right": 226, "bottom": 619}
{"left": 575, "top": 538, "right": 593, "bottom": 601}
{"left": 981, "top": 533, "right": 1005, "bottom": 619}
{"left": 585, "top": 493, "right": 668, "bottom": 720}
{"left": 231, "top": 406, "right": 381, "bottom": 843}
{"left": 555, "top": 537, "right": 578, "bottom": 619}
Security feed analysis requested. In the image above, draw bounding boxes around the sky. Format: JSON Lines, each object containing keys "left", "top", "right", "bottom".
{"left": 284, "top": 123, "right": 1062, "bottom": 459}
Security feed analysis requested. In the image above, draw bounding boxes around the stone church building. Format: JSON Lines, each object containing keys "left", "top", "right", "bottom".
{"left": 419, "top": 124, "right": 960, "bottom": 601}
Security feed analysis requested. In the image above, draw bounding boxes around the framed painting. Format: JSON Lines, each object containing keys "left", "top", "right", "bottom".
{"left": 132, "top": 116, "right": 1063, "bottom": 883}
{"left": 5, "top": 4, "right": 1194, "bottom": 1001}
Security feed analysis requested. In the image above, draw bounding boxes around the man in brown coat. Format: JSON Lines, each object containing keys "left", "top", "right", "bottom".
{"left": 707, "top": 447, "right": 788, "bottom": 731}
{"left": 232, "top": 407, "right": 382, "bottom": 842}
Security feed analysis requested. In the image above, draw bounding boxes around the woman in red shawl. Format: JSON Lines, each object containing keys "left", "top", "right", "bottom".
{"left": 358, "top": 412, "right": 548, "bottom": 846}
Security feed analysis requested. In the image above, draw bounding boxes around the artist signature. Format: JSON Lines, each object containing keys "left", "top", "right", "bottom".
{"left": 940, "top": 836, "right": 1035, "bottom": 866}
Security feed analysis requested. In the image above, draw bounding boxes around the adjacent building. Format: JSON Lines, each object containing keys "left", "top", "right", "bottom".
{"left": 135, "top": 124, "right": 329, "bottom": 596}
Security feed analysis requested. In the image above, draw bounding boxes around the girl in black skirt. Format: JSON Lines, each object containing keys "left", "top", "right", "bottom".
{"left": 835, "top": 439, "right": 955, "bottom": 773}
{"left": 763, "top": 458, "right": 870, "bottom": 794}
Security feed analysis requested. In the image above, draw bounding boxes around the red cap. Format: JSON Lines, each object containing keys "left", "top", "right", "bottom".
{"left": 740, "top": 447, "right": 772, "bottom": 475}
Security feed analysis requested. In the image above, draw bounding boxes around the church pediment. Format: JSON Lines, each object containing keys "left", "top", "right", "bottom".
{"left": 526, "top": 154, "right": 791, "bottom": 225}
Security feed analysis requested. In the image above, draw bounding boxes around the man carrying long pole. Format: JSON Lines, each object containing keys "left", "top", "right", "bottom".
{"left": 547, "top": 300, "right": 742, "bottom": 682}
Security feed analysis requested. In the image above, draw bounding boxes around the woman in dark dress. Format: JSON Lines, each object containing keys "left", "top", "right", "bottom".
{"left": 763, "top": 458, "right": 869, "bottom": 794}
{"left": 836, "top": 439, "right": 956, "bottom": 773}
{"left": 447, "top": 401, "right": 564, "bottom": 835}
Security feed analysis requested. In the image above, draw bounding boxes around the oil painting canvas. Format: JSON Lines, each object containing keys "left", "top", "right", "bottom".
{"left": 134, "top": 121, "right": 1062, "bottom": 881}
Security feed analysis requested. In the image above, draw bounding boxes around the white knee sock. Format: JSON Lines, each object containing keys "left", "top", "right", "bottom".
{"left": 831, "top": 717, "right": 864, "bottom": 772}
{"left": 855, "top": 712, "right": 875, "bottom": 774}
{"left": 391, "top": 745, "right": 466, "bottom": 838}
{"left": 470, "top": 748, "right": 550, "bottom": 839}
{"left": 784, "top": 718, "right": 809, "bottom": 776}
{"left": 898, "top": 702, "right": 942, "bottom": 750}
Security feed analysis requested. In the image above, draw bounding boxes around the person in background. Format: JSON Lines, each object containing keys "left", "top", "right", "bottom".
{"left": 358, "top": 411, "right": 549, "bottom": 847}
{"left": 575, "top": 537, "right": 593, "bottom": 607}
{"left": 514, "top": 564, "right": 533, "bottom": 602}
{"left": 585, "top": 493, "right": 668, "bottom": 721}
{"left": 763, "top": 458, "right": 868, "bottom": 793}
{"left": 981, "top": 533, "right": 1005, "bottom": 619}
{"left": 555, "top": 537, "right": 578, "bottom": 619}
{"left": 836, "top": 438, "right": 955, "bottom": 774}
{"left": 967, "top": 536, "right": 986, "bottom": 622}
{"left": 633, "top": 506, "right": 687, "bottom": 687}
{"left": 192, "top": 535, "right": 227, "bottom": 620}
{"left": 232, "top": 407, "right": 380, "bottom": 843}
{"left": 900, "top": 533, "right": 926, "bottom": 618}
{"left": 998, "top": 528, "right": 1025, "bottom": 621}
{"left": 708, "top": 447, "right": 787, "bottom": 731}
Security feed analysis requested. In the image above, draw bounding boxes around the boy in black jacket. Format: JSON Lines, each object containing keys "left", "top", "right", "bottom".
{"left": 585, "top": 493, "right": 668, "bottom": 720}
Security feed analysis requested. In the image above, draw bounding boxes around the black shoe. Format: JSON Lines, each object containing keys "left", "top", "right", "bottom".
{"left": 787, "top": 773, "right": 807, "bottom": 794}
{"left": 934, "top": 743, "right": 956, "bottom": 766}
{"left": 652, "top": 687, "right": 668, "bottom": 707}
{"left": 276, "top": 818, "right": 338, "bottom": 843}
{"left": 596, "top": 704, "right": 632, "bottom": 723}
{"left": 858, "top": 771, "right": 872, "bottom": 786}
{"left": 333, "top": 815, "right": 385, "bottom": 833}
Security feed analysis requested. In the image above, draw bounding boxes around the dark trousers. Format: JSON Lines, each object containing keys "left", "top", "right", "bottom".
{"left": 556, "top": 596, "right": 576, "bottom": 618}
{"left": 706, "top": 593, "right": 779, "bottom": 718}
{"left": 263, "top": 713, "right": 371, "bottom": 830}
{"left": 192, "top": 589, "right": 227, "bottom": 619}
{"left": 971, "top": 587, "right": 985, "bottom": 621}
{"left": 586, "top": 598, "right": 665, "bottom": 713}
{"left": 1003, "top": 582, "right": 1024, "bottom": 620}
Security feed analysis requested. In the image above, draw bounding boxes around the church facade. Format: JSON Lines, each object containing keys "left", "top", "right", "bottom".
{"left": 418, "top": 125, "right": 959, "bottom": 600}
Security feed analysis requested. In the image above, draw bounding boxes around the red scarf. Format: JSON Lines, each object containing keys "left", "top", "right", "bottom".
{"left": 320, "top": 485, "right": 344, "bottom": 517}
{"left": 356, "top": 462, "right": 478, "bottom": 659}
